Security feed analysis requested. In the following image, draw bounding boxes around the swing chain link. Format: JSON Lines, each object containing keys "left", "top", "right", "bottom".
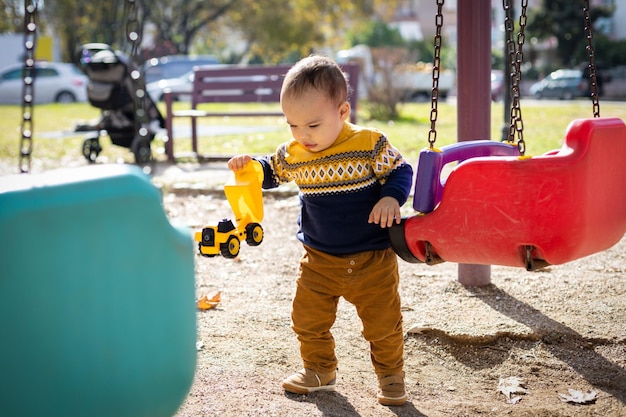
{"left": 427, "top": 0, "right": 445, "bottom": 149}
{"left": 125, "top": 0, "right": 141, "bottom": 58}
{"left": 583, "top": 0, "right": 601, "bottom": 118}
{"left": 19, "top": 0, "right": 38, "bottom": 174}
{"left": 124, "top": 0, "right": 151, "bottom": 145}
{"left": 503, "top": 0, "right": 527, "bottom": 156}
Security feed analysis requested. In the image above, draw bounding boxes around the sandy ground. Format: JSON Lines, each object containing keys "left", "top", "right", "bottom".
{"left": 160, "top": 184, "right": 626, "bottom": 417}
{"left": 2, "top": 158, "right": 624, "bottom": 416}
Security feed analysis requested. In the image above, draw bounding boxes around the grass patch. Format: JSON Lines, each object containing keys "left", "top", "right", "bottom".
{"left": 1, "top": 99, "right": 625, "bottom": 168}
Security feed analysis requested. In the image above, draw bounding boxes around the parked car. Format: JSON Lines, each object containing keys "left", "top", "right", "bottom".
{"left": 146, "top": 70, "right": 194, "bottom": 103}
{"left": 602, "top": 65, "right": 626, "bottom": 99}
{"left": 0, "top": 61, "right": 88, "bottom": 104}
{"left": 336, "top": 45, "right": 455, "bottom": 102}
{"left": 529, "top": 69, "right": 587, "bottom": 100}
{"left": 146, "top": 66, "right": 266, "bottom": 103}
{"left": 142, "top": 55, "right": 219, "bottom": 84}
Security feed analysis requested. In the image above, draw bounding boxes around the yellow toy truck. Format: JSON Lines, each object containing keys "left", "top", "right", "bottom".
{"left": 195, "top": 161, "right": 264, "bottom": 258}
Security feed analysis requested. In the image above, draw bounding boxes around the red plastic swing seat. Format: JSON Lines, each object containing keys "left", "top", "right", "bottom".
{"left": 393, "top": 117, "right": 626, "bottom": 270}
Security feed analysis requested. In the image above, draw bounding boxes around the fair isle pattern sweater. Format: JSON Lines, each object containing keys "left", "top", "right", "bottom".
{"left": 257, "top": 122, "right": 413, "bottom": 255}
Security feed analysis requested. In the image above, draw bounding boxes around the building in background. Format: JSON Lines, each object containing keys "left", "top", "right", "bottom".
{"left": 0, "top": 32, "right": 60, "bottom": 70}
{"left": 388, "top": 0, "right": 625, "bottom": 59}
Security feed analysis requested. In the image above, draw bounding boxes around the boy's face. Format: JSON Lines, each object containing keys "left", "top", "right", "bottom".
{"left": 281, "top": 88, "right": 350, "bottom": 153}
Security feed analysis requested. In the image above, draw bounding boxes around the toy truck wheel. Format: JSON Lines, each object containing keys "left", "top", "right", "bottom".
{"left": 197, "top": 243, "right": 217, "bottom": 258}
{"left": 245, "top": 223, "right": 263, "bottom": 246}
{"left": 221, "top": 235, "right": 240, "bottom": 258}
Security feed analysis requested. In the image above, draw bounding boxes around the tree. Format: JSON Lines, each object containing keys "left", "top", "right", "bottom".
{"left": 142, "top": 0, "right": 236, "bottom": 58}
{"left": 591, "top": 35, "right": 626, "bottom": 67}
{"left": 222, "top": 0, "right": 394, "bottom": 63}
{"left": 43, "top": 0, "right": 134, "bottom": 62}
{"left": 39, "top": 0, "right": 234, "bottom": 62}
{"left": 0, "top": 0, "right": 24, "bottom": 33}
{"left": 348, "top": 19, "right": 406, "bottom": 48}
{"left": 30, "top": 0, "right": 398, "bottom": 64}
{"left": 526, "top": 0, "right": 614, "bottom": 67}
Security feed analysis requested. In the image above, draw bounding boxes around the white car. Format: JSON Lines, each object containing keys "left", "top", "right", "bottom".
{"left": 146, "top": 70, "right": 194, "bottom": 103}
{"left": 143, "top": 55, "right": 219, "bottom": 84}
{"left": 0, "top": 61, "right": 88, "bottom": 104}
{"left": 146, "top": 67, "right": 271, "bottom": 103}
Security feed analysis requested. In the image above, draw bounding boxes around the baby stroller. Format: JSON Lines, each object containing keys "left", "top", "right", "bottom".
{"left": 76, "top": 43, "right": 164, "bottom": 164}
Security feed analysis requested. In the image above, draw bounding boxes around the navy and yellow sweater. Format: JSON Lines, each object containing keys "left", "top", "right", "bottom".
{"left": 256, "top": 122, "right": 413, "bottom": 255}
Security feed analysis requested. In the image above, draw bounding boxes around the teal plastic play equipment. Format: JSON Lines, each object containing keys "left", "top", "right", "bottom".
{"left": 0, "top": 165, "right": 197, "bottom": 417}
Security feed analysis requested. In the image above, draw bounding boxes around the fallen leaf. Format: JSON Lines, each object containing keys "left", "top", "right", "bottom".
{"left": 197, "top": 291, "right": 221, "bottom": 310}
{"left": 498, "top": 376, "right": 527, "bottom": 403}
{"left": 558, "top": 389, "right": 597, "bottom": 404}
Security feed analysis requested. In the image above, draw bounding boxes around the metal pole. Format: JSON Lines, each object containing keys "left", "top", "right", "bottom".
{"left": 501, "top": 4, "right": 513, "bottom": 141}
{"left": 456, "top": 0, "right": 492, "bottom": 286}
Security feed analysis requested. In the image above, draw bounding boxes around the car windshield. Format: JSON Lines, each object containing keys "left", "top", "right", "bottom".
{"left": 143, "top": 56, "right": 219, "bottom": 83}
{"left": 548, "top": 70, "right": 581, "bottom": 80}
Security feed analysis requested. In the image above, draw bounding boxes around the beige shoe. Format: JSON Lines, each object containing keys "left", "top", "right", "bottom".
{"left": 377, "top": 373, "right": 407, "bottom": 406}
{"left": 282, "top": 368, "right": 337, "bottom": 394}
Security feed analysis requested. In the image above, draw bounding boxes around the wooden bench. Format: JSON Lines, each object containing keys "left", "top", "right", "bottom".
{"left": 163, "top": 63, "right": 360, "bottom": 161}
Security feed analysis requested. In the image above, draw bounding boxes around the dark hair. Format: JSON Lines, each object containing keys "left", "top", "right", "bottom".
{"left": 281, "top": 55, "right": 348, "bottom": 106}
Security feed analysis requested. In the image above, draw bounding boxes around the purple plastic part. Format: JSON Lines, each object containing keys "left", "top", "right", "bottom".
{"left": 413, "top": 140, "right": 520, "bottom": 213}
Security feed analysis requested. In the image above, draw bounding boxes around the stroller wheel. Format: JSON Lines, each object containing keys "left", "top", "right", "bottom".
{"left": 82, "top": 135, "right": 102, "bottom": 163}
{"left": 131, "top": 136, "right": 152, "bottom": 164}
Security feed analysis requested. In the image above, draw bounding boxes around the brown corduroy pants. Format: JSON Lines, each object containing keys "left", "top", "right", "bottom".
{"left": 291, "top": 245, "right": 404, "bottom": 377}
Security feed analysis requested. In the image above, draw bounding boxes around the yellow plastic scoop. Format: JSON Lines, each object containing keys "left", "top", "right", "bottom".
{"left": 224, "top": 160, "right": 264, "bottom": 226}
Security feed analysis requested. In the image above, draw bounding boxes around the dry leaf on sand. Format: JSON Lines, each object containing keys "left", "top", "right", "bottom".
{"left": 197, "top": 291, "right": 221, "bottom": 310}
{"left": 558, "top": 389, "right": 598, "bottom": 404}
{"left": 498, "top": 376, "right": 527, "bottom": 404}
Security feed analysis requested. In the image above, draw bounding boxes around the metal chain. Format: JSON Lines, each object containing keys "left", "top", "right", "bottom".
{"left": 124, "top": 0, "right": 150, "bottom": 143}
{"left": 514, "top": 0, "right": 528, "bottom": 154}
{"left": 427, "top": 0, "right": 445, "bottom": 149}
{"left": 504, "top": 0, "right": 527, "bottom": 155}
{"left": 503, "top": 0, "right": 515, "bottom": 140}
{"left": 125, "top": 0, "right": 141, "bottom": 58}
{"left": 583, "top": 0, "right": 601, "bottom": 117}
{"left": 19, "top": 0, "right": 38, "bottom": 174}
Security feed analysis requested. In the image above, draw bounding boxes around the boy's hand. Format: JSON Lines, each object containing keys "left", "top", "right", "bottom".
{"left": 368, "top": 196, "right": 401, "bottom": 228}
{"left": 228, "top": 155, "right": 252, "bottom": 171}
